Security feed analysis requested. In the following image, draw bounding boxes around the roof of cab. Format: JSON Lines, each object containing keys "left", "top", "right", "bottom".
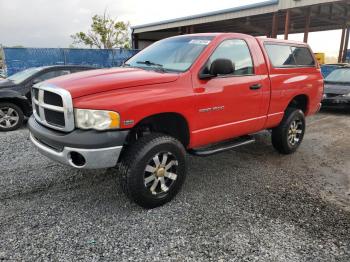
{"left": 256, "top": 37, "right": 310, "bottom": 46}
{"left": 168, "top": 33, "right": 308, "bottom": 45}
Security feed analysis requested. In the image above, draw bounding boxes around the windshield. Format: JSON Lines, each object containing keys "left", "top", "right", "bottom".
{"left": 125, "top": 36, "right": 213, "bottom": 72}
{"left": 325, "top": 68, "right": 350, "bottom": 83}
{"left": 7, "top": 67, "right": 41, "bottom": 84}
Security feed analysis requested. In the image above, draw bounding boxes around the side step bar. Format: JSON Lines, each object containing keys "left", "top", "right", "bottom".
{"left": 189, "top": 135, "right": 255, "bottom": 156}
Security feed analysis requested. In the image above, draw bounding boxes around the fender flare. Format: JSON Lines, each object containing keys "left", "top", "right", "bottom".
{"left": 0, "top": 90, "right": 32, "bottom": 116}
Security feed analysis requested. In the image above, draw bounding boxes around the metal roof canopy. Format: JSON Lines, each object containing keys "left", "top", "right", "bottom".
{"left": 131, "top": 0, "right": 350, "bottom": 61}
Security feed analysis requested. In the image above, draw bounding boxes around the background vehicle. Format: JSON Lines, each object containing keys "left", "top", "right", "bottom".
{"left": 323, "top": 67, "right": 350, "bottom": 106}
{"left": 28, "top": 33, "right": 323, "bottom": 208}
{"left": 0, "top": 65, "right": 96, "bottom": 131}
{"left": 320, "top": 63, "right": 350, "bottom": 78}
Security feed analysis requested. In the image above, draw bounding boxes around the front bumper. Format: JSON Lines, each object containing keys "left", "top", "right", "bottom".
{"left": 322, "top": 94, "right": 350, "bottom": 105}
{"left": 28, "top": 116, "right": 129, "bottom": 169}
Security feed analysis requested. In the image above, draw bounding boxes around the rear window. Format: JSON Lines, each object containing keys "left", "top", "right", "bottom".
{"left": 291, "top": 46, "right": 315, "bottom": 66}
{"left": 265, "top": 44, "right": 315, "bottom": 68}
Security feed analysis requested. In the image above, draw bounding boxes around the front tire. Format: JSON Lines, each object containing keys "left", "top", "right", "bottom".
{"left": 0, "top": 102, "right": 24, "bottom": 131}
{"left": 271, "top": 108, "right": 306, "bottom": 154}
{"left": 119, "top": 133, "right": 187, "bottom": 208}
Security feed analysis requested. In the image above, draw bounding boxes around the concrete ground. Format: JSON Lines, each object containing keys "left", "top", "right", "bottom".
{"left": 0, "top": 109, "right": 349, "bottom": 261}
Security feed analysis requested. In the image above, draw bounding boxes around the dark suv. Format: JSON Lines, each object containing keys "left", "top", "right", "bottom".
{"left": 0, "top": 65, "right": 96, "bottom": 131}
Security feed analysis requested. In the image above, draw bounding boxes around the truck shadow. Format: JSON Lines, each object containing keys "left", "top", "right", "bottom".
{"left": 320, "top": 106, "right": 350, "bottom": 115}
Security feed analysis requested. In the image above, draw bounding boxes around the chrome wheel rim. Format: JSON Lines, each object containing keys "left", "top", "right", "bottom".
{"left": 288, "top": 118, "right": 303, "bottom": 146}
{"left": 0, "top": 107, "right": 19, "bottom": 129}
{"left": 144, "top": 152, "right": 178, "bottom": 195}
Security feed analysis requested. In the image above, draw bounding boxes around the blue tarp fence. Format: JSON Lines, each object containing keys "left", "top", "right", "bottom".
{"left": 2, "top": 47, "right": 139, "bottom": 76}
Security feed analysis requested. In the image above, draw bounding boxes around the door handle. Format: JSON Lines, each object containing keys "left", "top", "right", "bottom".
{"left": 250, "top": 83, "right": 262, "bottom": 90}
{"left": 194, "top": 87, "right": 206, "bottom": 93}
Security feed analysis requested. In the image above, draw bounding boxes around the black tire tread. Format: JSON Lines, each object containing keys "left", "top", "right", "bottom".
{"left": 271, "top": 107, "right": 305, "bottom": 154}
{"left": 119, "top": 133, "right": 186, "bottom": 208}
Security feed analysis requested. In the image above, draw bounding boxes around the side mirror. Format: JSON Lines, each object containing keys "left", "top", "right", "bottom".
{"left": 198, "top": 72, "right": 214, "bottom": 80}
{"left": 198, "top": 59, "right": 235, "bottom": 80}
{"left": 210, "top": 59, "right": 235, "bottom": 76}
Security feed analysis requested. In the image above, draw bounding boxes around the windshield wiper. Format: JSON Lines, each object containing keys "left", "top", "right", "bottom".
{"left": 122, "top": 63, "right": 133, "bottom": 68}
{"left": 136, "top": 60, "right": 164, "bottom": 68}
{"left": 135, "top": 60, "right": 167, "bottom": 72}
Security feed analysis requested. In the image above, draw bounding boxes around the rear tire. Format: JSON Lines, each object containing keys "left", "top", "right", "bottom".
{"left": 271, "top": 108, "right": 305, "bottom": 154}
{"left": 119, "top": 133, "right": 187, "bottom": 208}
{"left": 0, "top": 102, "right": 24, "bottom": 131}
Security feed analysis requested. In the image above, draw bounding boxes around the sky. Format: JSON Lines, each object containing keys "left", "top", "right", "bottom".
{"left": 0, "top": 0, "right": 346, "bottom": 58}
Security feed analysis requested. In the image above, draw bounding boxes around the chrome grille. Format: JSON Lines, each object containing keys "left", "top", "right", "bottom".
{"left": 32, "top": 84, "right": 75, "bottom": 132}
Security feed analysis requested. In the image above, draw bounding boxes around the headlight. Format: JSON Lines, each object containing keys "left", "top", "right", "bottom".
{"left": 344, "top": 93, "right": 350, "bottom": 97}
{"left": 74, "top": 109, "right": 120, "bottom": 130}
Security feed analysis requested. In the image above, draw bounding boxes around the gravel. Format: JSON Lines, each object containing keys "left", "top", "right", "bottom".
{"left": 0, "top": 108, "right": 350, "bottom": 261}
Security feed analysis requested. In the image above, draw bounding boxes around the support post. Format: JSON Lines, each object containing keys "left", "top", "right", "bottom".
{"left": 271, "top": 12, "right": 278, "bottom": 38}
{"left": 284, "top": 9, "right": 291, "bottom": 40}
{"left": 189, "top": 25, "right": 194, "bottom": 34}
{"left": 329, "top": 4, "right": 333, "bottom": 19}
{"left": 184, "top": 26, "right": 193, "bottom": 34}
{"left": 338, "top": 26, "right": 346, "bottom": 63}
{"left": 132, "top": 33, "right": 139, "bottom": 49}
{"left": 179, "top": 27, "right": 185, "bottom": 35}
{"left": 303, "top": 8, "right": 311, "bottom": 43}
{"left": 342, "top": 27, "right": 350, "bottom": 63}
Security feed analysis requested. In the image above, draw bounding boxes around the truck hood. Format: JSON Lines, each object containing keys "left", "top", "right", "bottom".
{"left": 45, "top": 67, "right": 180, "bottom": 98}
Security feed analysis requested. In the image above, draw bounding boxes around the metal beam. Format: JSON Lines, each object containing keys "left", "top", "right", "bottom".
{"left": 284, "top": 9, "right": 290, "bottom": 40}
{"left": 329, "top": 3, "right": 333, "bottom": 20}
{"left": 342, "top": 27, "right": 350, "bottom": 62}
{"left": 132, "top": 33, "right": 139, "bottom": 49}
{"left": 271, "top": 12, "right": 278, "bottom": 38}
{"left": 303, "top": 7, "right": 311, "bottom": 43}
{"left": 338, "top": 26, "right": 346, "bottom": 63}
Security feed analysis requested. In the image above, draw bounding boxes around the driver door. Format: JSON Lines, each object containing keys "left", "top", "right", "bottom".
{"left": 192, "top": 39, "right": 265, "bottom": 145}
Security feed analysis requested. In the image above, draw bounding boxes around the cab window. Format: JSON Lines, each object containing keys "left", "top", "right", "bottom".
{"left": 204, "top": 39, "right": 254, "bottom": 76}
{"left": 291, "top": 47, "right": 315, "bottom": 66}
{"left": 265, "top": 44, "right": 315, "bottom": 68}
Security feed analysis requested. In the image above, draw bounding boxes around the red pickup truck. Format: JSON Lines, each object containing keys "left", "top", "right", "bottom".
{"left": 28, "top": 33, "right": 323, "bottom": 208}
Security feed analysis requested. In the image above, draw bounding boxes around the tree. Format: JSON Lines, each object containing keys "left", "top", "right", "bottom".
{"left": 71, "top": 12, "right": 130, "bottom": 49}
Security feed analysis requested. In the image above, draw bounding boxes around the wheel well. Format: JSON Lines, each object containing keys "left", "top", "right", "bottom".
{"left": 128, "top": 113, "right": 190, "bottom": 147}
{"left": 0, "top": 97, "right": 31, "bottom": 116}
{"left": 286, "top": 95, "right": 308, "bottom": 113}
